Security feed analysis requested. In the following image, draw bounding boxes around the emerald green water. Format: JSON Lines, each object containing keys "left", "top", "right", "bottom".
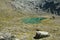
{"left": 22, "top": 17, "right": 46, "bottom": 24}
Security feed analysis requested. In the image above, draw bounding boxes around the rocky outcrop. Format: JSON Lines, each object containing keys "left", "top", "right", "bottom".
{"left": 10, "top": 0, "right": 60, "bottom": 15}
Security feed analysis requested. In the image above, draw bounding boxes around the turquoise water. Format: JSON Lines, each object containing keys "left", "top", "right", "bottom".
{"left": 22, "top": 17, "right": 46, "bottom": 24}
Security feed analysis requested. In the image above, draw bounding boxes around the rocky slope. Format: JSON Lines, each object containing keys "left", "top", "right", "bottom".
{"left": 0, "top": 0, "right": 60, "bottom": 40}
{"left": 10, "top": 0, "right": 60, "bottom": 15}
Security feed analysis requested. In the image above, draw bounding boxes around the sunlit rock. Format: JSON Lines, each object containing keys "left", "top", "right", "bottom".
{"left": 34, "top": 31, "right": 50, "bottom": 39}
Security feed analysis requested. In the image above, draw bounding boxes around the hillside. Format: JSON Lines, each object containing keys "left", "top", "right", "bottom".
{"left": 0, "top": 0, "right": 60, "bottom": 40}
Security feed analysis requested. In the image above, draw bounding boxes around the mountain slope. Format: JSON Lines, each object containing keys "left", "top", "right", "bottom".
{"left": 0, "top": 0, "right": 60, "bottom": 40}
